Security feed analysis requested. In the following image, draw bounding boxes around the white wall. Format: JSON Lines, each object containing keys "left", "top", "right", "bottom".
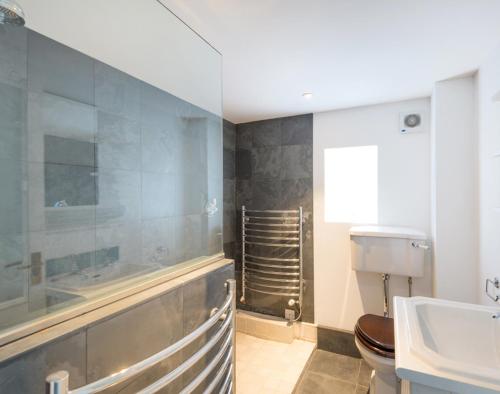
{"left": 313, "top": 98, "right": 432, "bottom": 330}
{"left": 17, "top": 0, "right": 222, "bottom": 116}
{"left": 477, "top": 44, "right": 500, "bottom": 305}
{"left": 431, "top": 76, "right": 478, "bottom": 303}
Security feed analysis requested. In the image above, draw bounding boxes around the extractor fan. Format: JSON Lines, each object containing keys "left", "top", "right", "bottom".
{"left": 399, "top": 112, "right": 426, "bottom": 134}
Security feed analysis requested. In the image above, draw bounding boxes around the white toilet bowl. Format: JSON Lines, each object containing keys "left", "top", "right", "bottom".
{"left": 354, "top": 314, "right": 398, "bottom": 394}
{"left": 355, "top": 337, "right": 397, "bottom": 394}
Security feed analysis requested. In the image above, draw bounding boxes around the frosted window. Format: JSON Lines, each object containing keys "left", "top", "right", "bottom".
{"left": 324, "top": 146, "right": 378, "bottom": 223}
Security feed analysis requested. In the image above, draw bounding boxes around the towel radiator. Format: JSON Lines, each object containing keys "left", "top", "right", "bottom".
{"left": 46, "top": 279, "right": 237, "bottom": 394}
{"left": 240, "top": 206, "right": 303, "bottom": 320}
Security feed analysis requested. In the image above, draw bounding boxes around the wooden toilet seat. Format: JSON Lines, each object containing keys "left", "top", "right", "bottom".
{"left": 355, "top": 314, "right": 395, "bottom": 359}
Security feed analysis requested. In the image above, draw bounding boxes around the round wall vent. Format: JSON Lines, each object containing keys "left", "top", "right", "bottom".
{"left": 404, "top": 114, "right": 421, "bottom": 128}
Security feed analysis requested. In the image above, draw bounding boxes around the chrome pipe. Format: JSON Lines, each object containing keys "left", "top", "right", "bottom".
{"left": 245, "top": 209, "right": 298, "bottom": 213}
{"left": 295, "top": 206, "right": 304, "bottom": 322}
{"left": 244, "top": 223, "right": 299, "bottom": 228}
{"left": 251, "top": 282, "right": 300, "bottom": 290}
{"left": 245, "top": 267, "right": 299, "bottom": 276}
{"left": 382, "top": 273, "right": 390, "bottom": 318}
{"left": 245, "top": 272, "right": 300, "bottom": 283}
{"left": 219, "top": 365, "right": 233, "bottom": 394}
{"left": 201, "top": 351, "right": 232, "bottom": 394}
{"left": 228, "top": 279, "right": 237, "bottom": 393}
{"left": 244, "top": 241, "right": 299, "bottom": 248}
{"left": 179, "top": 339, "right": 232, "bottom": 394}
{"left": 245, "top": 260, "right": 300, "bottom": 270}
{"left": 245, "top": 229, "right": 299, "bottom": 234}
{"left": 245, "top": 234, "right": 300, "bottom": 241}
{"left": 246, "top": 286, "right": 299, "bottom": 297}
{"left": 241, "top": 206, "right": 246, "bottom": 303}
{"left": 137, "top": 312, "right": 233, "bottom": 393}
{"left": 245, "top": 254, "right": 299, "bottom": 262}
{"left": 46, "top": 371, "right": 69, "bottom": 394}
{"left": 245, "top": 216, "right": 299, "bottom": 220}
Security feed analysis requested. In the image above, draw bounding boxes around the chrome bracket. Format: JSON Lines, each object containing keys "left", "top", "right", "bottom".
{"left": 411, "top": 241, "right": 429, "bottom": 250}
{"left": 210, "top": 307, "right": 227, "bottom": 321}
{"left": 486, "top": 277, "right": 499, "bottom": 302}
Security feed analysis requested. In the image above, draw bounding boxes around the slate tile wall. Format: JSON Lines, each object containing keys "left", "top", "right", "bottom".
{"left": 0, "top": 264, "right": 234, "bottom": 393}
{"left": 222, "top": 120, "right": 237, "bottom": 260}
{"left": 226, "top": 114, "right": 315, "bottom": 323}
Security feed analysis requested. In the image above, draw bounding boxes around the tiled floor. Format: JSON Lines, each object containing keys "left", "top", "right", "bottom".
{"left": 294, "top": 349, "right": 373, "bottom": 394}
{"left": 235, "top": 332, "right": 316, "bottom": 394}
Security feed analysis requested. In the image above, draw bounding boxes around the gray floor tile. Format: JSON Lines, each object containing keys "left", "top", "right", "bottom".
{"left": 295, "top": 371, "right": 357, "bottom": 394}
{"left": 308, "top": 349, "right": 361, "bottom": 383}
{"left": 357, "top": 360, "right": 373, "bottom": 387}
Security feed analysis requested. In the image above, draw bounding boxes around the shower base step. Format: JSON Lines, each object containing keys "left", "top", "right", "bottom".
{"left": 236, "top": 310, "right": 316, "bottom": 344}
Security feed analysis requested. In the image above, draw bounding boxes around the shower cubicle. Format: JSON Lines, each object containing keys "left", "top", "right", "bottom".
{"left": 0, "top": 1, "right": 233, "bottom": 393}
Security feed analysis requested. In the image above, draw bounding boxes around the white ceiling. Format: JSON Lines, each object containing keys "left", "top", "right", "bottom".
{"left": 160, "top": 0, "right": 500, "bottom": 124}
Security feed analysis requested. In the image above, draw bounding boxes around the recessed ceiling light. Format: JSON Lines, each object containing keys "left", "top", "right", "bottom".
{"left": 302, "top": 92, "right": 313, "bottom": 99}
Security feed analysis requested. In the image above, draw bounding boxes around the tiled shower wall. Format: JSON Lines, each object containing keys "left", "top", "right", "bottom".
{"left": 223, "top": 115, "right": 314, "bottom": 323}
{"left": 222, "top": 120, "right": 237, "bottom": 260}
{"left": 0, "top": 263, "right": 234, "bottom": 393}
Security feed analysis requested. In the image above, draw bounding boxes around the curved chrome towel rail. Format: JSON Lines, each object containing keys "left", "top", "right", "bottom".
{"left": 241, "top": 205, "right": 304, "bottom": 320}
{"left": 47, "top": 279, "right": 237, "bottom": 394}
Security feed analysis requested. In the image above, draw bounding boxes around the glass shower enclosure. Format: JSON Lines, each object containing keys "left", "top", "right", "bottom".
{"left": 0, "top": 1, "right": 223, "bottom": 343}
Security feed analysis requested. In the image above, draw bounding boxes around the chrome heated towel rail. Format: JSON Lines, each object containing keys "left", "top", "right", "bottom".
{"left": 240, "top": 206, "right": 303, "bottom": 320}
{"left": 46, "top": 279, "right": 237, "bottom": 394}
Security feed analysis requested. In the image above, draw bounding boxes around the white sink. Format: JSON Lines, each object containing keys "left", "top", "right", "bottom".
{"left": 394, "top": 296, "right": 500, "bottom": 393}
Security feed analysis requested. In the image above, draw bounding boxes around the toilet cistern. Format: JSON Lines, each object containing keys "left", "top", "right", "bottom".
{"left": 350, "top": 225, "right": 428, "bottom": 278}
{"left": 350, "top": 225, "right": 428, "bottom": 313}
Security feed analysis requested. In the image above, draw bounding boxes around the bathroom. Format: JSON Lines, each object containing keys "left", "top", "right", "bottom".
{"left": 0, "top": 1, "right": 499, "bottom": 393}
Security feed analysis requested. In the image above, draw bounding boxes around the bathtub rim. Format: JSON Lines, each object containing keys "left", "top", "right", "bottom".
{"left": 0, "top": 254, "right": 229, "bottom": 359}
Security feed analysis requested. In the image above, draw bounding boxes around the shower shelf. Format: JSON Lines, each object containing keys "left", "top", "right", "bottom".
{"left": 240, "top": 205, "right": 304, "bottom": 320}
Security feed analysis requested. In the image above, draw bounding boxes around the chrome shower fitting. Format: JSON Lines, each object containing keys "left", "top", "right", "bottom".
{"left": 0, "top": 0, "right": 25, "bottom": 26}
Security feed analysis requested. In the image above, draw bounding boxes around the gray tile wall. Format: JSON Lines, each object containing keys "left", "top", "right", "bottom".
{"left": 0, "top": 26, "right": 223, "bottom": 328}
{"left": 0, "top": 264, "right": 234, "bottom": 393}
{"left": 224, "top": 114, "right": 314, "bottom": 323}
{"left": 222, "top": 120, "right": 237, "bottom": 260}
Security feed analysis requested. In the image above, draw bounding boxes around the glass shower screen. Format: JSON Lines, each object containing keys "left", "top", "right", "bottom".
{"left": 0, "top": 0, "right": 223, "bottom": 340}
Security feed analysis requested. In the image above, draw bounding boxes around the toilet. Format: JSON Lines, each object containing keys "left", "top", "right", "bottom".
{"left": 350, "top": 226, "right": 428, "bottom": 394}
{"left": 355, "top": 314, "right": 395, "bottom": 394}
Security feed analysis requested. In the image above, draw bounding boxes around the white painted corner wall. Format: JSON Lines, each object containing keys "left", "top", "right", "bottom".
{"left": 431, "top": 75, "right": 478, "bottom": 304}
{"left": 313, "top": 45, "right": 500, "bottom": 328}
{"left": 313, "top": 98, "right": 432, "bottom": 330}
{"left": 477, "top": 43, "right": 500, "bottom": 306}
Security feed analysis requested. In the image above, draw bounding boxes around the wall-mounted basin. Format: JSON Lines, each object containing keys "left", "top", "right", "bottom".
{"left": 394, "top": 296, "right": 500, "bottom": 393}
